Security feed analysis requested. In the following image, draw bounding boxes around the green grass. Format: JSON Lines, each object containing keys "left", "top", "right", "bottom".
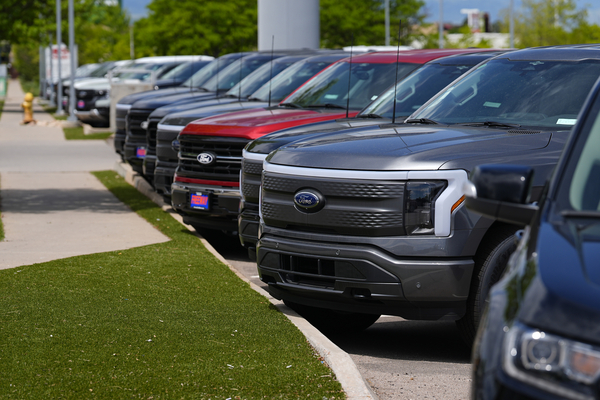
{"left": 0, "top": 171, "right": 344, "bottom": 399}
{"left": 63, "top": 127, "right": 113, "bottom": 141}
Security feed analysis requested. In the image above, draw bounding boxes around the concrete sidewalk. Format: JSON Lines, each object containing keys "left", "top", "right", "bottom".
{"left": 0, "top": 80, "right": 169, "bottom": 269}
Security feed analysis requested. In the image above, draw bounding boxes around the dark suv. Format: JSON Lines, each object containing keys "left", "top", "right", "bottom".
{"left": 255, "top": 45, "right": 600, "bottom": 344}
{"left": 469, "top": 75, "right": 600, "bottom": 400}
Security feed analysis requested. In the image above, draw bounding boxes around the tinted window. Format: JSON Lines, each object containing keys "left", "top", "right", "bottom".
{"left": 413, "top": 59, "right": 600, "bottom": 128}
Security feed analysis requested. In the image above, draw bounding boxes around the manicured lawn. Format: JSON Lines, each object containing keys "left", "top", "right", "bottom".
{"left": 64, "top": 126, "right": 113, "bottom": 140}
{"left": 0, "top": 171, "right": 344, "bottom": 399}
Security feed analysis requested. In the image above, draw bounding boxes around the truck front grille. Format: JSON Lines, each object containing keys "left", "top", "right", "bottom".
{"left": 127, "top": 109, "right": 152, "bottom": 140}
{"left": 241, "top": 159, "right": 263, "bottom": 203}
{"left": 177, "top": 135, "right": 250, "bottom": 183}
{"left": 261, "top": 172, "right": 406, "bottom": 236}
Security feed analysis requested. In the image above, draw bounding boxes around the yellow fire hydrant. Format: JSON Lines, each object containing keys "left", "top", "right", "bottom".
{"left": 21, "top": 92, "right": 36, "bottom": 125}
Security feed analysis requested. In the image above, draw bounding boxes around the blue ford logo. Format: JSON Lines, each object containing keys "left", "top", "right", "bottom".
{"left": 293, "top": 190, "right": 324, "bottom": 213}
{"left": 197, "top": 152, "right": 216, "bottom": 165}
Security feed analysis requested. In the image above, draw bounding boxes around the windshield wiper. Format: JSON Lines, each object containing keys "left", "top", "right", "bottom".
{"left": 561, "top": 210, "right": 600, "bottom": 219}
{"left": 457, "top": 121, "right": 522, "bottom": 129}
{"left": 304, "top": 103, "right": 347, "bottom": 109}
{"left": 405, "top": 118, "right": 440, "bottom": 125}
{"left": 356, "top": 113, "right": 383, "bottom": 119}
{"left": 279, "top": 102, "right": 304, "bottom": 109}
{"left": 195, "top": 87, "right": 210, "bottom": 92}
{"left": 247, "top": 96, "right": 265, "bottom": 102}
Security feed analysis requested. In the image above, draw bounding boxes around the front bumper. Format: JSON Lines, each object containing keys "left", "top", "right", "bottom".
{"left": 171, "top": 181, "right": 240, "bottom": 231}
{"left": 238, "top": 201, "right": 259, "bottom": 248}
{"left": 142, "top": 155, "right": 157, "bottom": 185}
{"left": 154, "top": 161, "right": 177, "bottom": 198}
{"left": 257, "top": 232, "right": 474, "bottom": 320}
{"left": 124, "top": 138, "right": 147, "bottom": 175}
{"left": 74, "top": 109, "right": 108, "bottom": 124}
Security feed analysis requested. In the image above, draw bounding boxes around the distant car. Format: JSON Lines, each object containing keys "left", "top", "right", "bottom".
{"left": 468, "top": 77, "right": 600, "bottom": 399}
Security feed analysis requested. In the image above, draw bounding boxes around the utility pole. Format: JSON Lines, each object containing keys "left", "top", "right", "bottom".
{"left": 130, "top": 23, "right": 135, "bottom": 59}
{"left": 385, "top": 0, "right": 390, "bottom": 46}
{"left": 510, "top": 0, "right": 514, "bottom": 48}
{"left": 67, "top": 0, "right": 77, "bottom": 122}
{"left": 56, "top": 0, "right": 65, "bottom": 116}
{"left": 439, "top": 0, "right": 443, "bottom": 48}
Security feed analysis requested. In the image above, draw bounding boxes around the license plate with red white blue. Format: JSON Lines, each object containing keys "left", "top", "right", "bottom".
{"left": 136, "top": 147, "right": 146, "bottom": 158}
{"left": 190, "top": 192, "right": 210, "bottom": 210}
{"left": 77, "top": 100, "right": 85, "bottom": 109}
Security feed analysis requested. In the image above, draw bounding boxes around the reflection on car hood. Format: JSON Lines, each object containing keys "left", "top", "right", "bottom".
{"left": 119, "top": 87, "right": 199, "bottom": 105}
{"left": 156, "top": 101, "right": 269, "bottom": 123}
{"left": 150, "top": 97, "right": 257, "bottom": 119}
{"left": 181, "top": 108, "right": 358, "bottom": 140}
{"left": 131, "top": 91, "right": 217, "bottom": 110}
{"left": 520, "top": 219, "right": 600, "bottom": 345}
{"left": 246, "top": 118, "right": 390, "bottom": 154}
{"left": 267, "top": 125, "right": 553, "bottom": 171}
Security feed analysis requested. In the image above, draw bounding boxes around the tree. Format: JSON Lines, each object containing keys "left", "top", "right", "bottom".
{"left": 502, "top": 0, "right": 600, "bottom": 47}
{"left": 320, "top": 0, "right": 425, "bottom": 48}
{"left": 132, "top": 0, "right": 257, "bottom": 57}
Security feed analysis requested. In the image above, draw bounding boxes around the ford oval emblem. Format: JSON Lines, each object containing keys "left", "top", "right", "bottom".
{"left": 293, "top": 190, "right": 324, "bottom": 213}
{"left": 197, "top": 152, "right": 216, "bottom": 165}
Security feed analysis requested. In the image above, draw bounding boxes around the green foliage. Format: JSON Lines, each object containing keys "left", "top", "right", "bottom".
{"left": 320, "top": 0, "right": 425, "bottom": 48}
{"left": 63, "top": 126, "right": 113, "bottom": 140}
{"left": 13, "top": 44, "right": 40, "bottom": 88}
{"left": 500, "top": 0, "right": 600, "bottom": 47}
{"left": 0, "top": 0, "right": 53, "bottom": 44}
{"left": 133, "top": 0, "right": 257, "bottom": 57}
{"left": 0, "top": 171, "right": 345, "bottom": 399}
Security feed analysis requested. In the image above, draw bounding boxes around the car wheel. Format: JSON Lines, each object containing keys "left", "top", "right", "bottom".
{"left": 284, "top": 301, "right": 380, "bottom": 334}
{"left": 456, "top": 226, "right": 518, "bottom": 346}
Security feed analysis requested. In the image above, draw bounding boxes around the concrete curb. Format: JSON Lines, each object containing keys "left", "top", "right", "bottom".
{"left": 113, "top": 161, "right": 378, "bottom": 400}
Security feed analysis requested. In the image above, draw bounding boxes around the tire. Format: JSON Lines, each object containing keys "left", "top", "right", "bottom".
{"left": 284, "top": 301, "right": 380, "bottom": 335}
{"left": 456, "top": 226, "right": 518, "bottom": 346}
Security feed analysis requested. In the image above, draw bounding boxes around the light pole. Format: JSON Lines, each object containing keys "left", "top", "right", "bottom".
{"left": 385, "top": 0, "right": 390, "bottom": 46}
{"left": 56, "top": 0, "right": 64, "bottom": 116}
{"left": 67, "top": 0, "right": 77, "bottom": 122}
{"left": 510, "top": 0, "right": 514, "bottom": 48}
{"left": 439, "top": 0, "right": 443, "bottom": 48}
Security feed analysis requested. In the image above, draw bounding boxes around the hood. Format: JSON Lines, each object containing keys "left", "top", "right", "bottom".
{"left": 519, "top": 218, "right": 600, "bottom": 345}
{"left": 266, "top": 124, "right": 553, "bottom": 171}
{"left": 131, "top": 90, "right": 217, "bottom": 110}
{"left": 156, "top": 100, "right": 269, "bottom": 122}
{"left": 119, "top": 87, "right": 199, "bottom": 105}
{"left": 181, "top": 107, "right": 359, "bottom": 140}
{"left": 247, "top": 118, "right": 391, "bottom": 154}
{"left": 74, "top": 78, "right": 111, "bottom": 90}
{"left": 150, "top": 96, "right": 247, "bottom": 119}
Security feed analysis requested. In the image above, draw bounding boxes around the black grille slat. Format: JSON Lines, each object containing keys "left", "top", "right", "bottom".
{"left": 146, "top": 118, "right": 161, "bottom": 156}
{"left": 242, "top": 160, "right": 263, "bottom": 176}
{"left": 127, "top": 109, "right": 152, "bottom": 139}
{"left": 263, "top": 175, "right": 404, "bottom": 198}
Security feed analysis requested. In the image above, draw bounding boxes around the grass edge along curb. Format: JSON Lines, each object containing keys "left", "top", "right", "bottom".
{"left": 64, "top": 126, "right": 112, "bottom": 140}
{"left": 0, "top": 170, "right": 344, "bottom": 399}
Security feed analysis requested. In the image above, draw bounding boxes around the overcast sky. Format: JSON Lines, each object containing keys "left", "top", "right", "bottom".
{"left": 123, "top": 0, "right": 600, "bottom": 25}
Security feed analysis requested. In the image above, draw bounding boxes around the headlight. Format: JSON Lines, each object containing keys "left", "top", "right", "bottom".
{"left": 503, "top": 322, "right": 600, "bottom": 400}
{"left": 404, "top": 181, "right": 446, "bottom": 235}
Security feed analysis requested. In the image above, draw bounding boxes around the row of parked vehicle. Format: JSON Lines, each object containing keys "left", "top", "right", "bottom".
{"left": 114, "top": 45, "right": 600, "bottom": 400}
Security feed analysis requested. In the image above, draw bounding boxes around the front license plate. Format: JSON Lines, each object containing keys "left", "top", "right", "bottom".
{"left": 77, "top": 100, "right": 85, "bottom": 109}
{"left": 136, "top": 147, "right": 146, "bottom": 158}
{"left": 190, "top": 193, "right": 210, "bottom": 210}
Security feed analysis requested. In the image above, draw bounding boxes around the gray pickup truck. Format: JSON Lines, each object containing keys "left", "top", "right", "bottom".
{"left": 255, "top": 45, "right": 600, "bottom": 344}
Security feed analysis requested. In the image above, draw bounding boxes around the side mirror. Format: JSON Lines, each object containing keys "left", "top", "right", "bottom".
{"left": 464, "top": 164, "right": 539, "bottom": 226}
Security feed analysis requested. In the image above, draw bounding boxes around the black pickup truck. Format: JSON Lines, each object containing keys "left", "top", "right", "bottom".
{"left": 255, "top": 45, "right": 600, "bottom": 344}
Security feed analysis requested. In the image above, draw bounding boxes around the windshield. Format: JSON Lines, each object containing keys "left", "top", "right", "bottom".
{"left": 251, "top": 59, "right": 334, "bottom": 103}
{"left": 159, "top": 61, "right": 210, "bottom": 81}
{"left": 182, "top": 56, "right": 240, "bottom": 88}
{"left": 282, "top": 61, "right": 418, "bottom": 109}
{"left": 201, "top": 57, "right": 273, "bottom": 92}
{"left": 359, "top": 62, "right": 474, "bottom": 119}
{"left": 412, "top": 58, "right": 600, "bottom": 128}
{"left": 225, "top": 59, "right": 295, "bottom": 99}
